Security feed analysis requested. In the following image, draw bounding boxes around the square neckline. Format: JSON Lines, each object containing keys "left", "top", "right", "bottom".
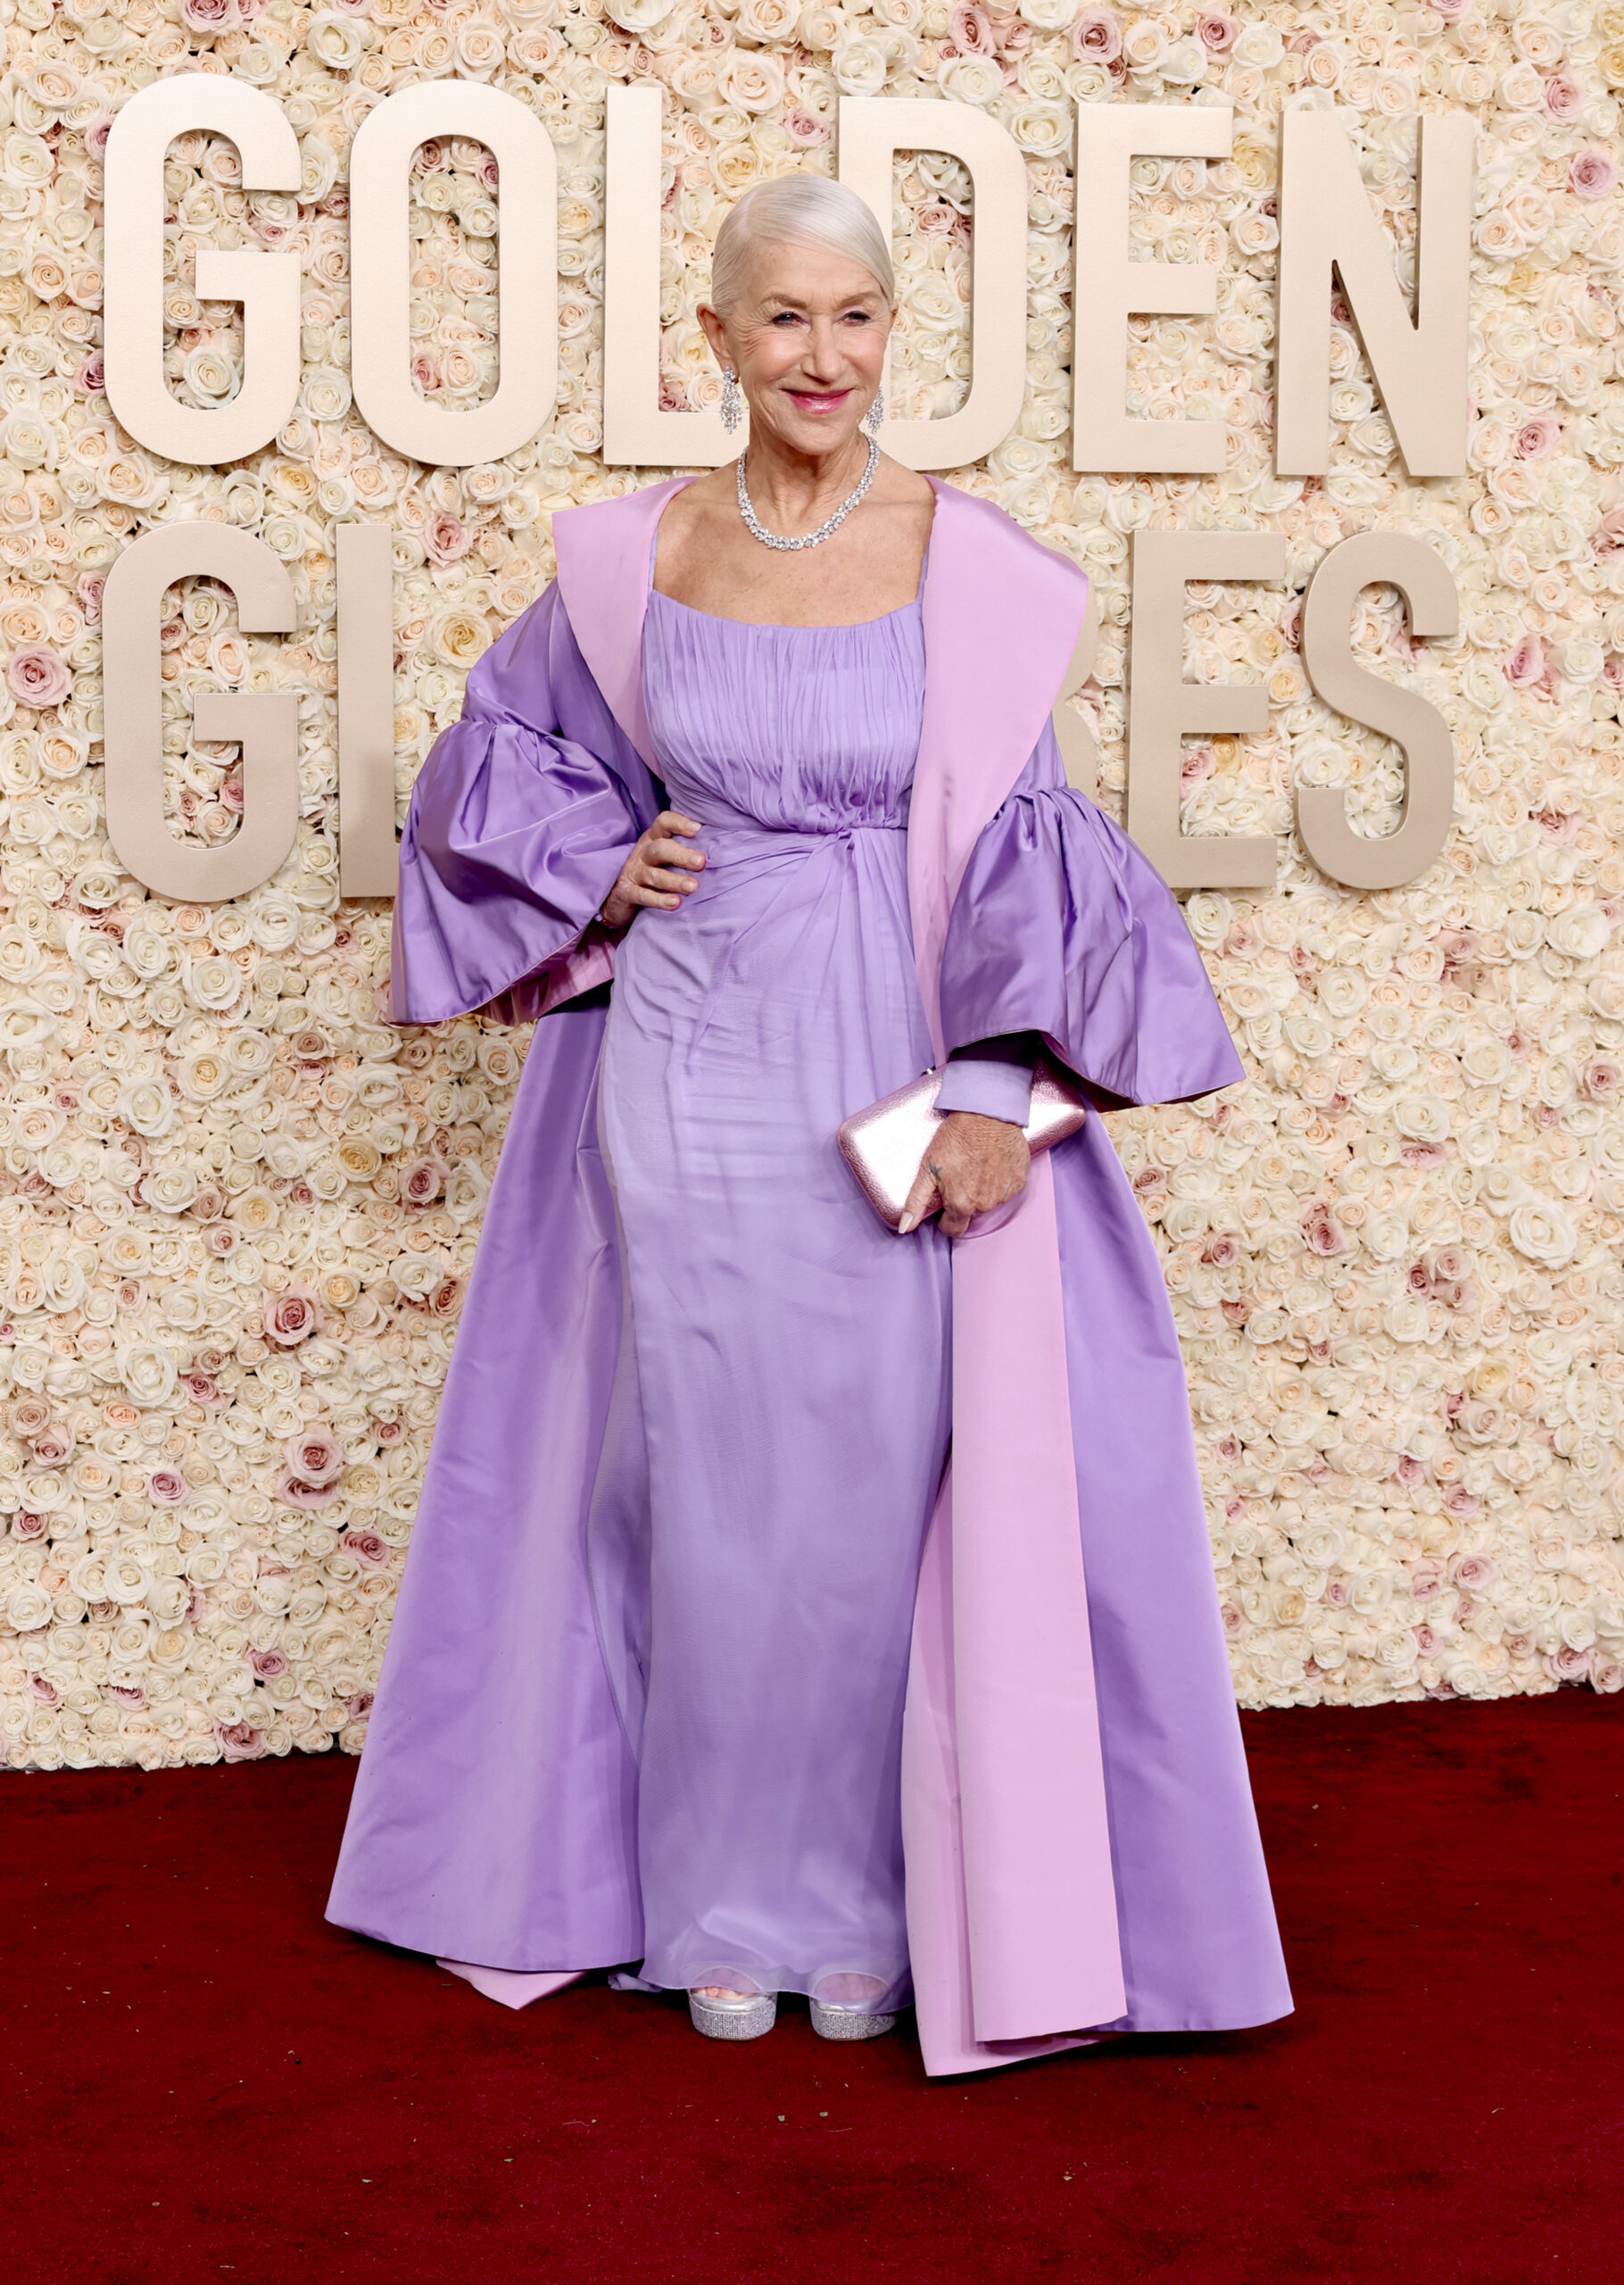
{"left": 645, "top": 472, "right": 934, "bottom": 632}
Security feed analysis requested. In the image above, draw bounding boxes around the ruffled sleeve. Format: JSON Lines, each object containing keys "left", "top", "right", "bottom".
{"left": 938, "top": 725, "right": 1244, "bottom": 1110}
{"left": 390, "top": 580, "right": 651, "bottom": 1026}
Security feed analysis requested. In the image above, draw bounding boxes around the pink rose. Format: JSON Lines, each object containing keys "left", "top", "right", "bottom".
{"left": 13, "top": 1511, "right": 46, "bottom": 1541}
{"left": 1503, "top": 635, "right": 1545, "bottom": 688}
{"left": 1301, "top": 1202, "right": 1346, "bottom": 1256}
{"left": 29, "top": 1674, "right": 59, "bottom": 1706}
{"left": 6, "top": 647, "right": 70, "bottom": 707}
{"left": 1543, "top": 71, "right": 1585, "bottom": 122}
{"left": 106, "top": 1684, "right": 145, "bottom": 1708}
{"left": 251, "top": 1649, "right": 290, "bottom": 1681}
{"left": 215, "top": 1721, "right": 266, "bottom": 1763}
{"left": 78, "top": 570, "right": 104, "bottom": 621}
{"left": 147, "top": 1467, "right": 187, "bottom": 1506}
{"left": 344, "top": 1530, "right": 390, "bottom": 1569}
{"left": 1181, "top": 744, "right": 1215, "bottom": 786}
{"left": 1583, "top": 1059, "right": 1620, "bottom": 1100}
{"left": 276, "top": 1468, "right": 339, "bottom": 1510}
{"left": 1570, "top": 148, "right": 1618, "bottom": 201}
{"left": 263, "top": 1287, "right": 321, "bottom": 1347}
{"left": 402, "top": 1157, "right": 446, "bottom": 1207}
{"left": 1449, "top": 1553, "right": 1496, "bottom": 1590}
{"left": 283, "top": 1429, "right": 343, "bottom": 1487}
{"left": 75, "top": 353, "right": 104, "bottom": 395}
{"left": 86, "top": 117, "right": 114, "bottom": 161}
{"left": 1513, "top": 412, "right": 1560, "bottom": 459}
{"left": 949, "top": 2, "right": 997, "bottom": 55}
{"left": 1545, "top": 1645, "right": 1592, "bottom": 1683}
{"left": 1196, "top": 12, "right": 1236, "bottom": 51}
{"left": 1072, "top": 8, "right": 1122, "bottom": 62}
{"left": 424, "top": 512, "right": 471, "bottom": 566}
{"left": 1426, "top": 0, "right": 1468, "bottom": 16}
{"left": 180, "top": 0, "right": 237, "bottom": 29}
{"left": 347, "top": 1691, "right": 376, "bottom": 1721}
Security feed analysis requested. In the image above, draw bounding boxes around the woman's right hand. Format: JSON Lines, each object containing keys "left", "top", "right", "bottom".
{"left": 599, "top": 810, "right": 705, "bottom": 928}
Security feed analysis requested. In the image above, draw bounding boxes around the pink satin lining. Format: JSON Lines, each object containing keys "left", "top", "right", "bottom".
{"left": 437, "top": 1960, "right": 585, "bottom": 2011}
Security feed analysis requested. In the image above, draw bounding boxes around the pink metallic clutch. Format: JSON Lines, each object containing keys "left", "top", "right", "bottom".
{"left": 837, "top": 1051, "right": 1088, "bottom": 1232}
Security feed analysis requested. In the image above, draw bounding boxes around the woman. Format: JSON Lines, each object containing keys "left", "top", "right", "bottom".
{"left": 327, "top": 177, "right": 1292, "bottom": 2074}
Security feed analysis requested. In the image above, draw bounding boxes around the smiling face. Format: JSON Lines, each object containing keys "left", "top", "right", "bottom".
{"left": 700, "top": 237, "right": 892, "bottom": 462}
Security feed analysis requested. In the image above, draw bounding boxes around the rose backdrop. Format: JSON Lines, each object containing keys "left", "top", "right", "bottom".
{"left": 1, "top": 0, "right": 1622, "bottom": 1772}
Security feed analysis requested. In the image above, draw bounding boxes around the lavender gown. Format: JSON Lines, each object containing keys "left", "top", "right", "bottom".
{"left": 593, "top": 577, "right": 963, "bottom": 2008}
{"left": 327, "top": 494, "right": 1292, "bottom": 2054}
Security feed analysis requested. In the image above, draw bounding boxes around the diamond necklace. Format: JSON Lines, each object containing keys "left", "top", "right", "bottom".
{"left": 736, "top": 436, "right": 880, "bottom": 552}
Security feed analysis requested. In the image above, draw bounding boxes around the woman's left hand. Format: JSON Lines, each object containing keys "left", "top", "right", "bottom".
{"left": 898, "top": 1111, "right": 1032, "bottom": 1239}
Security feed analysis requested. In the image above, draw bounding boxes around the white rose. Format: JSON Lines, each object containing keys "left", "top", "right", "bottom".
{"left": 939, "top": 55, "right": 1004, "bottom": 105}
{"left": 1546, "top": 907, "right": 1611, "bottom": 960}
{"left": 5, "top": 1583, "right": 52, "bottom": 1632}
{"left": 833, "top": 37, "right": 889, "bottom": 95}
{"left": 116, "top": 1341, "right": 178, "bottom": 1408}
{"left": 1508, "top": 1200, "right": 1577, "bottom": 1267}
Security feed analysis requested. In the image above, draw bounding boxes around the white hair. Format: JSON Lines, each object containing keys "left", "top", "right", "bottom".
{"left": 709, "top": 175, "right": 895, "bottom": 318}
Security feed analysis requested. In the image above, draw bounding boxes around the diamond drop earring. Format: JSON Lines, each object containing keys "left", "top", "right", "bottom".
{"left": 864, "top": 389, "right": 885, "bottom": 436}
{"left": 720, "top": 367, "right": 742, "bottom": 436}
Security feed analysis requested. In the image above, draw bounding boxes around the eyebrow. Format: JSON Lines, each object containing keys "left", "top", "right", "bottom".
{"left": 759, "top": 288, "right": 884, "bottom": 312}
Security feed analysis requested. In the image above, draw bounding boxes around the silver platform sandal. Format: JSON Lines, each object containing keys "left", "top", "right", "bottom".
{"left": 808, "top": 1998, "right": 898, "bottom": 2041}
{"left": 688, "top": 1987, "right": 777, "bottom": 2040}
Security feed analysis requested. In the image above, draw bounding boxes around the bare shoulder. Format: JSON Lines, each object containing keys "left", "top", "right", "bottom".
{"left": 659, "top": 468, "right": 734, "bottom": 528}
{"left": 873, "top": 454, "right": 934, "bottom": 510}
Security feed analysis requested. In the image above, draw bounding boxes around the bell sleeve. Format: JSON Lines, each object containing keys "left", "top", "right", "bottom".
{"left": 389, "top": 581, "right": 648, "bottom": 1026}
{"left": 938, "top": 725, "right": 1244, "bottom": 1111}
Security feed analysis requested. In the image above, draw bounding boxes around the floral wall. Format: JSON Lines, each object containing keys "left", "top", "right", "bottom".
{"left": 2, "top": 0, "right": 1622, "bottom": 1773}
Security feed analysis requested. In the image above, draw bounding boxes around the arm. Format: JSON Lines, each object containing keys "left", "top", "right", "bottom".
{"left": 936, "top": 723, "right": 1243, "bottom": 1111}
{"left": 899, "top": 726, "right": 1242, "bottom": 1234}
{"left": 390, "top": 581, "right": 655, "bottom": 1026}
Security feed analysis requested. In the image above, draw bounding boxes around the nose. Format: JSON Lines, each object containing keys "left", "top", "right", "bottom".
{"left": 802, "top": 318, "right": 845, "bottom": 384}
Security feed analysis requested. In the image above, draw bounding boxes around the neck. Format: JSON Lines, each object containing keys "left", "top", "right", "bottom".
{"left": 740, "top": 429, "right": 873, "bottom": 536}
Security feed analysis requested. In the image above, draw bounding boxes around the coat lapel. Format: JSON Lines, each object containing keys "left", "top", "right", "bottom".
{"left": 909, "top": 477, "right": 1090, "bottom": 1059}
{"left": 903, "top": 482, "right": 1124, "bottom": 2071}
{"left": 552, "top": 477, "right": 697, "bottom": 775}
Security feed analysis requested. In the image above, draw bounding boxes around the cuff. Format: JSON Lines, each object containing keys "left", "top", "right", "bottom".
{"left": 934, "top": 1033, "right": 1039, "bottom": 1124}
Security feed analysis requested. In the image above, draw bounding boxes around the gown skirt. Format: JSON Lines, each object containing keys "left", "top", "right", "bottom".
{"left": 587, "top": 582, "right": 949, "bottom": 2010}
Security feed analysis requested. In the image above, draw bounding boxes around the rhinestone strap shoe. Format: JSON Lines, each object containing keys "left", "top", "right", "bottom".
{"left": 808, "top": 1997, "right": 897, "bottom": 2040}
{"left": 688, "top": 1987, "right": 777, "bottom": 2040}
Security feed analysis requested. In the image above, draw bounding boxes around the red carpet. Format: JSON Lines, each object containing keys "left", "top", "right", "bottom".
{"left": 5, "top": 1691, "right": 1621, "bottom": 2285}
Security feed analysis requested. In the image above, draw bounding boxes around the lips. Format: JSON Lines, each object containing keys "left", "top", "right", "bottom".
{"left": 787, "top": 388, "right": 852, "bottom": 411}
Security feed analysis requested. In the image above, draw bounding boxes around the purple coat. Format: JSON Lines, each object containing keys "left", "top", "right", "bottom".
{"left": 327, "top": 478, "right": 1291, "bottom": 2075}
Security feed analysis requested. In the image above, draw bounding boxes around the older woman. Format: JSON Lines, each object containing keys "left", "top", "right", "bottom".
{"left": 327, "top": 176, "right": 1291, "bottom": 2073}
